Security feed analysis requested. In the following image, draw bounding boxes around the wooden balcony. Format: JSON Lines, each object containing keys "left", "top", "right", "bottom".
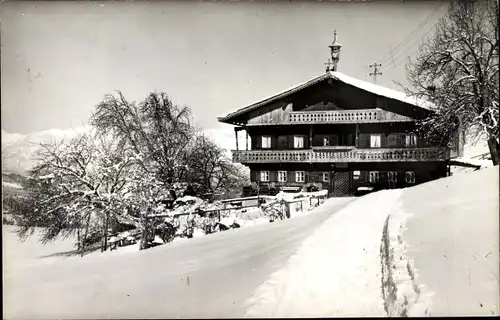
{"left": 246, "top": 108, "right": 413, "bottom": 126}
{"left": 232, "top": 147, "right": 450, "bottom": 163}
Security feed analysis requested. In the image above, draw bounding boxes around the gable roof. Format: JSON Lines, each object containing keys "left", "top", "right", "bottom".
{"left": 218, "top": 71, "right": 435, "bottom": 124}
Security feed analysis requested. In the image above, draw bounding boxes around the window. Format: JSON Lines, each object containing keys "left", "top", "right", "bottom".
{"left": 405, "top": 134, "right": 418, "bottom": 147}
{"left": 370, "top": 134, "right": 381, "bottom": 148}
{"left": 353, "top": 170, "right": 361, "bottom": 180}
{"left": 323, "top": 137, "right": 330, "bottom": 146}
{"left": 294, "top": 136, "right": 305, "bottom": 149}
{"left": 322, "top": 172, "right": 329, "bottom": 182}
{"left": 405, "top": 171, "right": 416, "bottom": 184}
{"left": 262, "top": 136, "right": 272, "bottom": 149}
{"left": 278, "top": 171, "right": 287, "bottom": 182}
{"left": 260, "top": 171, "right": 269, "bottom": 182}
{"left": 296, "top": 171, "right": 305, "bottom": 183}
{"left": 388, "top": 171, "right": 398, "bottom": 183}
{"left": 369, "top": 171, "right": 380, "bottom": 183}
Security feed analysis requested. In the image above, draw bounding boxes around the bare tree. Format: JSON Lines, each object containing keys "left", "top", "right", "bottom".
{"left": 184, "top": 134, "right": 249, "bottom": 197}
{"left": 404, "top": 0, "right": 499, "bottom": 164}
{"left": 89, "top": 91, "right": 193, "bottom": 186}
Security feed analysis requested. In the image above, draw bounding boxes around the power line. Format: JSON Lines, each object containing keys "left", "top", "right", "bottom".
{"left": 375, "top": 1, "right": 444, "bottom": 66}
{"left": 381, "top": 18, "right": 444, "bottom": 73}
{"left": 377, "top": 1, "right": 443, "bottom": 65}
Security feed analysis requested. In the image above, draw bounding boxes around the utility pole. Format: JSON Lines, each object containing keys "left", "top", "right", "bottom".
{"left": 369, "top": 63, "right": 382, "bottom": 84}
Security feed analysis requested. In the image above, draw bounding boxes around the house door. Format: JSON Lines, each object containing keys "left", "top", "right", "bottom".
{"left": 332, "top": 171, "right": 352, "bottom": 196}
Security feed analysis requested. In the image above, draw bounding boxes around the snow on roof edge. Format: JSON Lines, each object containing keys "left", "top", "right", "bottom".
{"left": 329, "top": 71, "right": 436, "bottom": 111}
{"left": 218, "top": 71, "right": 436, "bottom": 123}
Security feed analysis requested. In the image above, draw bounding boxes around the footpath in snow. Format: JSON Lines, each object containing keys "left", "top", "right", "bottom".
{"left": 245, "top": 189, "right": 403, "bottom": 317}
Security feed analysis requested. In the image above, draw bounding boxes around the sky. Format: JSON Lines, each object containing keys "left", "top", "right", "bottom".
{"left": 1, "top": 0, "right": 450, "bottom": 137}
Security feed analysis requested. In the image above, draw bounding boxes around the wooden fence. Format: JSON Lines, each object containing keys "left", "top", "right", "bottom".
{"left": 145, "top": 192, "right": 329, "bottom": 222}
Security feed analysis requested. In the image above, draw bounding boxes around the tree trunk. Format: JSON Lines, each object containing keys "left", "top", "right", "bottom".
{"left": 102, "top": 210, "right": 109, "bottom": 252}
{"left": 77, "top": 228, "right": 81, "bottom": 251}
{"left": 139, "top": 214, "right": 149, "bottom": 251}
{"left": 100, "top": 213, "right": 106, "bottom": 252}
{"left": 487, "top": 136, "right": 499, "bottom": 166}
{"left": 81, "top": 213, "right": 92, "bottom": 257}
{"left": 140, "top": 227, "right": 149, "bottom": 250}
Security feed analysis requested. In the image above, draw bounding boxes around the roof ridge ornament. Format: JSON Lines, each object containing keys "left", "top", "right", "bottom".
{"left": 327, "top": 30, "right": 342, "bottom": 72}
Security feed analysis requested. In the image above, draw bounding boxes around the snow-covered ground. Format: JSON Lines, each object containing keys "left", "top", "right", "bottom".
{"left": 3, "top": 198, "right": 354, "bottom": 319}
{"left": 3, "top": 166, "right": 497, "bottom": 318}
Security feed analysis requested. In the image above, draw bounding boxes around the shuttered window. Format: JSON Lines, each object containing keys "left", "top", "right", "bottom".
{"left": 405, "top": 171, "right": 415, "bottom": 183}
{"left": 278, "top": 171, "right": 287, "bottom": 182}
{"left": 388, "top": 171, "right": 398, "bottom": 183}
{"left": 260, "top": 171, "right": 269, "bottom": 182}
{"left": 370, "top": 135, "right": 381, "bottom": 148}
{"left": 296, "top": 171, "right": 305, "bottom": 183}
{"left": 369, "top": 171, "right": 380, "bottom": 183}
{"left": 322, "top": 172, "right": 329, "bottom": 182}
{"left": 404, "top": 134, "right": 418, "bottom": 147}
{"left": 262, "top": 136, "right": 272, "bottom": 149}
{"left": 294, "top": 136, "right": 305, "bottom": 148}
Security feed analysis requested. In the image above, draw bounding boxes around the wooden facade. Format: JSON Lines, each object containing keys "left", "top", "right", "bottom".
{"left": 219, "top": 72, "right": 463, "bottom": 197}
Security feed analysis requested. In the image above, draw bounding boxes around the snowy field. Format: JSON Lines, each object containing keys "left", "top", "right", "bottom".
{"left": 3, "top": 166, "right": 498, "bottom": 318}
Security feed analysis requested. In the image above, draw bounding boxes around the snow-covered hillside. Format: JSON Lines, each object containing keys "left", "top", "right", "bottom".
{"left": 390, "top": 166, "right": 499, "bottom": 316}
{"left": 1, "top": 126, "right": 244, "bottom": 174}
{"left": 1, "top": 127, "right": 89, "bottom": 174}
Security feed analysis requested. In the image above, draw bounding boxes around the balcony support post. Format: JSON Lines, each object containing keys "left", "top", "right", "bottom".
{"left": 309, "top": 124, "right": 313, "bottom": 148}
{"left": 234, "top": 127, "right": 239, "bottom": 151}
{"left": 246, "top": 130, "right": 249, "bottom": 150}
{"left": 355, "top": 123, "right": 360, "bottom": 147}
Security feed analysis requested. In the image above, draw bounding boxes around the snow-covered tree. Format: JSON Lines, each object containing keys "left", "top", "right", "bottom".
{"left": 405, "top": 0, "right": 499, "bottom": 164}
{"left": 16, "top": 133, "right": 142, "bottom": 255}
{"left": 17, "top": 91, "right": 250, "bottom": 253}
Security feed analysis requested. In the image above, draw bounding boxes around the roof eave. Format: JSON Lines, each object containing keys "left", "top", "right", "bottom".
{"left": 217, "top": 72, "right": 334, "bottom": 124}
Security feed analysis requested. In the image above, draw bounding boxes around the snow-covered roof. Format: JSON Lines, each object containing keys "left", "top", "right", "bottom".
{"left": 218, "top": 71, "right": 435, "bottom": 123}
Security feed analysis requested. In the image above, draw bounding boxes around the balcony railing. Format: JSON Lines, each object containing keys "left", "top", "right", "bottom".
{"left": 232, "top": 147, "right": 450, "bottom": 163}
{"left": 288, "top": 109, "right": 412, "bottom": 123}
{"left": 246, "top": 108, "right": 414, "bottom": 126}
